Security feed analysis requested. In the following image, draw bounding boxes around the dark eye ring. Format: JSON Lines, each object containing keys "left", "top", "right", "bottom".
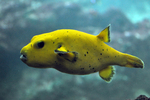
{"left": 37, "top": 41, "right": 45, "bottom": 48}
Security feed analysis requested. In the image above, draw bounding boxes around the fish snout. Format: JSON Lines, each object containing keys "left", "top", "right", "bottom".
{"left": 20, "top": 49, "right": 28, "bottom": 62}
{"left": 20, "top": 53, "right": 27, "bottom": 62}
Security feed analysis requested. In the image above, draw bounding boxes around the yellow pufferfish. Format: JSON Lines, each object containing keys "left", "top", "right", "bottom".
{"left": 20, "top": 25, "right": 144, "bottom": 82}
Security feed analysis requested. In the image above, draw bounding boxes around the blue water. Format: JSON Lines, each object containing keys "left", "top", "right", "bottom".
{"left": 0, "top": 0, "right": 150, "bottom": 100}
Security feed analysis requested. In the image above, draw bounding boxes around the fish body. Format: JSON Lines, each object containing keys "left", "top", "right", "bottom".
{"left": 20, "top": 25, "right": 144, "bottom": 82}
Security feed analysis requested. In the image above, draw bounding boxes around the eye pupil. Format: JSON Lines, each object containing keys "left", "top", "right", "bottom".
{"left": 37, "top": 41, "right": 44, "bottom": 48}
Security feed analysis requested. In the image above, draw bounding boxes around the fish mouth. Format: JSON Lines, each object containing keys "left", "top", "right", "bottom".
{"left": 20, "top": 54, "right": 27, "bottom": 62}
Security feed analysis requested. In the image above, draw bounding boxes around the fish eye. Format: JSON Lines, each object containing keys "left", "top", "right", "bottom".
{"left": 36, "top": 41, "right": 45, "bottom": 48}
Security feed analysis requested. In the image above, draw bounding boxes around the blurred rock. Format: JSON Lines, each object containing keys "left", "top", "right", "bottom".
{"left": 135, "top": 95, "right": 150, "bottom": 100}
{"left": 101, "top": 8, "right": 134, "bottom": 32}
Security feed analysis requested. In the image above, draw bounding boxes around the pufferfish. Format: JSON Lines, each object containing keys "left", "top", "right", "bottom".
{"left": 20, "top": 25, "right": 144, "bottom": 82}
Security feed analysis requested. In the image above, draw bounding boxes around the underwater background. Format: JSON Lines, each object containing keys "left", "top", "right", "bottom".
{"left": 0, "top": 0, "right": 150, "bottom": 100}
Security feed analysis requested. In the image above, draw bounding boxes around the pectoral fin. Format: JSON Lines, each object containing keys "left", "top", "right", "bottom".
{"left": 54, "top": 45, "right": 78, "bottom": 62}
{"left": 99, "top": 66, "right": 115, "bottom": 83}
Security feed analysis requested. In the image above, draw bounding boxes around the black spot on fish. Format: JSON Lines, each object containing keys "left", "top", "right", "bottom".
{"left": 81, "top": 68, "right": 84, "bottom": 70}
{"left": 98, "top": 58, "right": 99, "bottom": 60}
{"left": 94, "top": 70, "right": 96, "bottom": 72}
{"left": 89, "top": 64, "right": 91, "bottom": 68}
{"left": 53, "top": 42, "right": 55, "bottom": 44}
{"left": 107, "top": 49, "right": 108, "bottom": 51}
{"left": 108, "top": 56, "right": 109, "bottom": 58}
{"left": 84, "top": 54, "right": 86, "bottom": 56}
{"left": 87, "top": 52, "right": 88, "bottom": 54}
{"left": 102, "top": 49, "right": 104, "bottom": 51}
{"left": 100, "top": 53, "right": 102, "bottom": 55}
{"left": 115, "top": 56, "right": 116, "bottom": 58}
{"left": 134, "top": 63, "right": 137, "bottom": 66}
{"left": 55, "top": 61, "right": 57, "bottom": 64}
{"left": 92, "top": 68, "right": 94, "bottom": 69}
{"left": 73, "top": 59, "right": 77, "bottom": 62}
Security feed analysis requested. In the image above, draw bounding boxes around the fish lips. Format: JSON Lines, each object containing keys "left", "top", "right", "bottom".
{"left": 20, "top": 53, "right": 27, "bottom": 63}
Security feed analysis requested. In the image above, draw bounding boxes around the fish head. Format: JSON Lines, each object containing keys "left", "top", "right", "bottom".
{"left": 20, "top": 34, "right": 57, "bottom": 68}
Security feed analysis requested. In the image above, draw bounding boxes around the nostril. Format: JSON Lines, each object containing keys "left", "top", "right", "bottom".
{"left": 20, "top": 54, "right": 27, "bottom": 62}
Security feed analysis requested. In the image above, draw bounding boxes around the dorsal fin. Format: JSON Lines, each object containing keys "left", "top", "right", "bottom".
{"left": 97, "top": 24, "right": 111, "bottom": 42}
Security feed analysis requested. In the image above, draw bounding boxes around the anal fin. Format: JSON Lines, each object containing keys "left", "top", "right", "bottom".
{"left": 99, "top": 66, "right": 115, "bottom": 83}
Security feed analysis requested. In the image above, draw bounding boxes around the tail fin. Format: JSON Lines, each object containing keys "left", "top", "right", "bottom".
{"left": 123, "top": 53, "right": 144, "bottom": 68}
